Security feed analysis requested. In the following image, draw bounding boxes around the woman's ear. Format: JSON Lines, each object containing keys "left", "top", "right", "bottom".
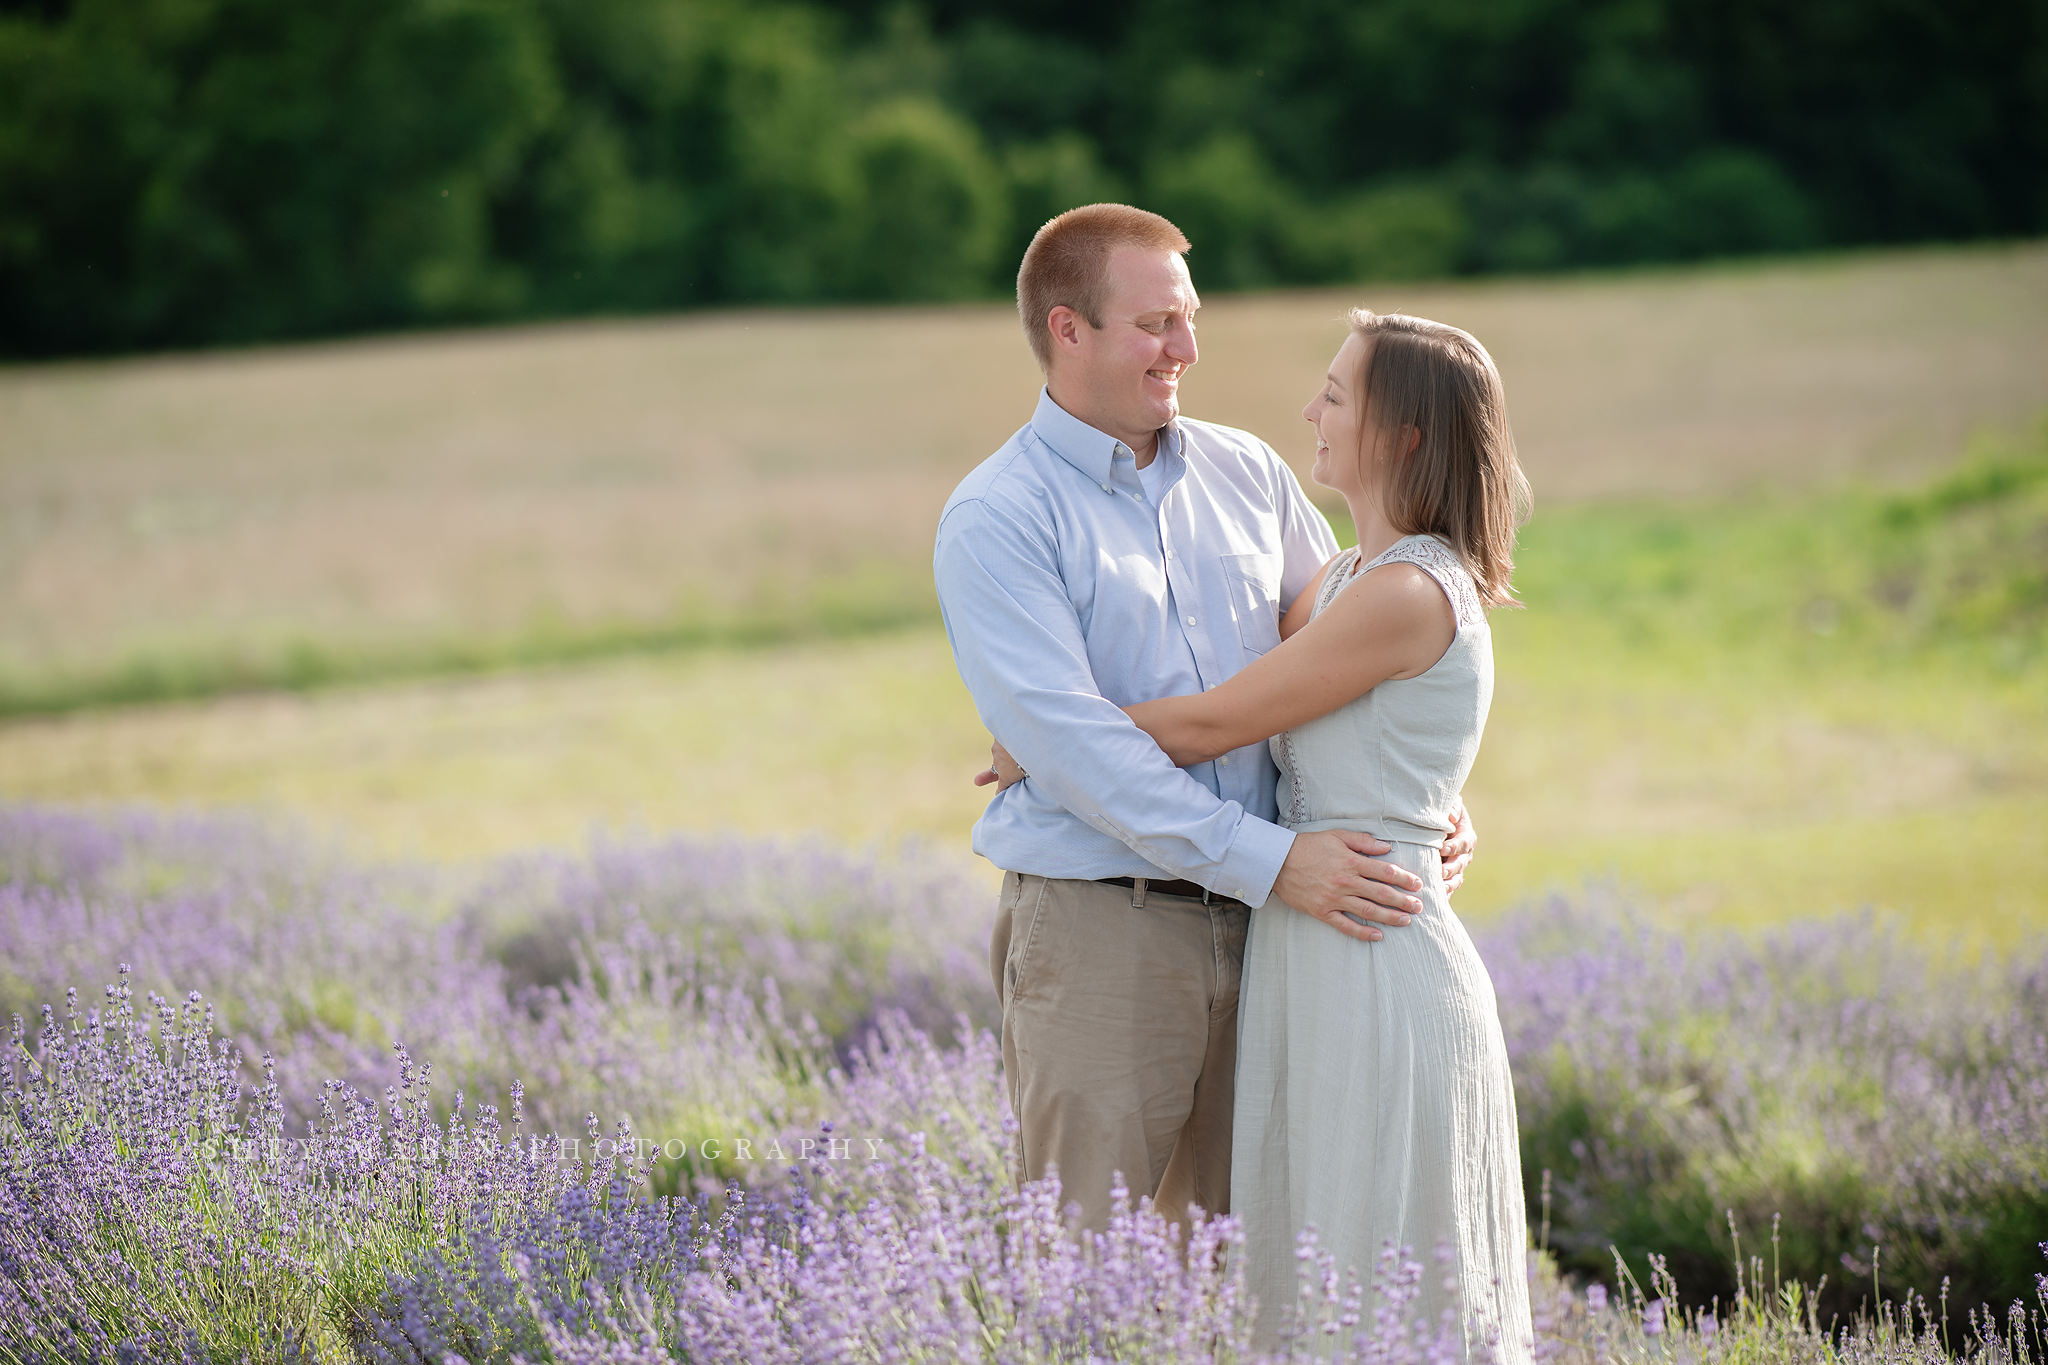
{"left": 1400, "top": 424, "right": 1423, "bottom": 457}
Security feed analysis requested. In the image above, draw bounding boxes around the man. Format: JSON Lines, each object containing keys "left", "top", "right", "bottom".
{"left": 933, "top": 204, "right": 1475, "bottom": 1231}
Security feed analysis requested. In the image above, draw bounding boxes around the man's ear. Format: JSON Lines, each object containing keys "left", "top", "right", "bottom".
{"left": 1046, "top": 305, "right": 1087, "bottom": 356}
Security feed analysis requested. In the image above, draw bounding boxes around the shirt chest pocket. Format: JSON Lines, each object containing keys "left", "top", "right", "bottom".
{"left": 1220, "top": 552, "right": 1281, "bottom": 658}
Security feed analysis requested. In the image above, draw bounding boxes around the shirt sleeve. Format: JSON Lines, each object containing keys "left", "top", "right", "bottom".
{"left": 1270, "top": 442, "right": 1342, "bottom": 612}
{"left": 934, "top": 495, "right": 1295, "bottom": 904}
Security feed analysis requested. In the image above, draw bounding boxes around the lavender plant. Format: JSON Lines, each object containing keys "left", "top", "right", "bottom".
{"left": 0, "top": 968, "right": 583, "bottom": 1362}
{"left": 2, "top": 966, "right": 2042, "bottom": 1362}
{"left": 1480, "top": 891, "right": 2048, "bottom": 1314}
{"left": 0, "top": 804, "right": 992, "bottom": 1130}
{"left": 462, "top": 830, "right": 997, "bottom": 1045}
{"left": 4, "top": 802, "right": 2046, "bottom": 1361}
{"left": 1522, "top": 1242, "right": 2047, "bottom": 1365}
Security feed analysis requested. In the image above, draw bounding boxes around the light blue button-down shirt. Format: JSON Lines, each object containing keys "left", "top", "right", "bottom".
{"left": 934, "top": 388, "right": 1339, "bottom": 904}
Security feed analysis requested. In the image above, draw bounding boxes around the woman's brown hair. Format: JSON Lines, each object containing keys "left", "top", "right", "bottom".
{"left": 1349, "top": 309, "right": 1531, "bottom": 608}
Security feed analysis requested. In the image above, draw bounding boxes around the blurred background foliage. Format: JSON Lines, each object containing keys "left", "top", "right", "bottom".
{"left": 1, "top": 0, "right": 2042, "bottom": 355}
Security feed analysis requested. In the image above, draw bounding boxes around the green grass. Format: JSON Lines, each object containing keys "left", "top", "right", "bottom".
{"left": 0, "top": 559, "right": 940, "bottom": 719}
{"left": 3, "top": 422, "right": 2043, "bottom": 943}
{"left": 4, "top": 242, "right": 2043, "bottom": 720}
{"left": 1457, "top": 420, "right": 2048, "bottom": 934}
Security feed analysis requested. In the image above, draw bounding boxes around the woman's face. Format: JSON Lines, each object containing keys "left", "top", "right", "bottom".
{"left": 1304, "top": 333, "right": 1374, "bottom": 496}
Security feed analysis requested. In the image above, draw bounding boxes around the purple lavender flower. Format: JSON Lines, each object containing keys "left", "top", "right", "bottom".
{"left": 7, "top": 803, "right": 2048, "bottom": 1353}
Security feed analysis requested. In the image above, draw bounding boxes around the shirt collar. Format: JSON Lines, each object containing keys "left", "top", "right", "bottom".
{"left": 1030, "top": 387, "right": 1181, "bottom": 491}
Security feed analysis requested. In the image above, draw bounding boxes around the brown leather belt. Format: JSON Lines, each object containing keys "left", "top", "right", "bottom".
{"left": 1096, "top": 876, "right": 1239, "bottom": 905}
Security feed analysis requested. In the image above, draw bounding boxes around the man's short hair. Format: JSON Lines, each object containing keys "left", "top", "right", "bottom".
{"left": 1016, "top": 204, "right": 1192, "bottom": 372}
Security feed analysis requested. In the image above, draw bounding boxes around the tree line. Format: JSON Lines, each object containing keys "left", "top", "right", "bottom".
{"left": 1, "top": 0, "right": 2040, "bottom": 356}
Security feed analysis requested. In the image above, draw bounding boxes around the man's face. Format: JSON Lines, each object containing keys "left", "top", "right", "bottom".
{"left": 1060, "top": 248, "right": 1200, "bottom": 448}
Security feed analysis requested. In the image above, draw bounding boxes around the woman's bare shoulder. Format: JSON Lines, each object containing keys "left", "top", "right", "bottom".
{"left": 1319, "top": 558, "right": 1458, "bottom": 676}
{"left": 1346, "top": 558, "right": 1456, "bottom": 617}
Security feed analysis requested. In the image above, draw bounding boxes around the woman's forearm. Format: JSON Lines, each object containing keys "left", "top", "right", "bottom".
{"left": 1121, "top": 560, "right": 1455, "bottom": 770}
{"left": 1124, "top": 695, "right": 1251, "bottom": 767}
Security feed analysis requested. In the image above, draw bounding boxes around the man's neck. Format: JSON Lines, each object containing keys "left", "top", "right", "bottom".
{"left": 1044, "top": 382, "right": 1161, "bottom": 467}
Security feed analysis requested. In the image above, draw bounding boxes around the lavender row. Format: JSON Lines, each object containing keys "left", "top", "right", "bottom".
{"left": 3, "top": 802, "right": 2046, "bottom": 1355}
{"left": 1484, "top": 890, "right": 2048, "bottom": 1310}
{"left": 9, "top": 965, "right": 2039, "bottom": 1364}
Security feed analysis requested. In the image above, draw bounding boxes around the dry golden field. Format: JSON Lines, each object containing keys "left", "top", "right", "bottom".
{"left": 2, "top": 242, "right": 2045, "bottom": 940}
{"left": 3, "top": 242, "right": 2043, "bottom": 688}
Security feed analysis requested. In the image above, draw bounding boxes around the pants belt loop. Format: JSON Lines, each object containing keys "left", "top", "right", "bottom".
{"left": 1131, "top": 877, "right": 1148, "bottom": 910}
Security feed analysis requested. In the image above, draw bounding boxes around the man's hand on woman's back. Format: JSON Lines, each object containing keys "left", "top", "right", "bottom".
{"left": 1440, "top": 801, "right": 1476, "bottom": 895}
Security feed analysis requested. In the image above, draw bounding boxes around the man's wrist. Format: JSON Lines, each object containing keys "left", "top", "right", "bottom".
{"left": 1217, "top": 819, "right": 1293, "bottom": 907}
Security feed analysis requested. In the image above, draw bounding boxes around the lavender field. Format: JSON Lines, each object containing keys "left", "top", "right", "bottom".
{"left": 3, "top": 803, "right": 2044, "bottom": 1363}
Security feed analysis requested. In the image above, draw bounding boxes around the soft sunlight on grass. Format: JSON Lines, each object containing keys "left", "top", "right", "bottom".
{"left": 2, "top": 250, "right": 2041, "bottom": 944}
{"left": 0, "top": 633, "right": 992, "bottom": 864}
{"left": 2, "top": 633, "right": 2039, "bottom": 945}
{"left": 3, "top": 243, "right": 2043, "bottom": 714}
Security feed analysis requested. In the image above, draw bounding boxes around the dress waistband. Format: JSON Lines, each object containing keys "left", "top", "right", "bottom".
{"left": 1287, "top": 817, "right": 1448, "bottom": 848}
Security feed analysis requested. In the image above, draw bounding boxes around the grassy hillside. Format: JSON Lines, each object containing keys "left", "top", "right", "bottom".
{"left": 2, "top": 243, "right": 2043, "bottom": 716}
{"left": 1464, "top": 421, "right": 2048, "bottom": 934}
{"left": 4, "top": 420, "right": 2040, "bottom": 941}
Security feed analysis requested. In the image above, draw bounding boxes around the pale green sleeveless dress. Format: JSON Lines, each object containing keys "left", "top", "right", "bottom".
{"left": 1233, "top": 534, "right": 1531, "bottom": 1361}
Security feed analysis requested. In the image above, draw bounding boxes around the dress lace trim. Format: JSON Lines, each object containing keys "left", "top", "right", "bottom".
{"left": 1273, "top": 727, "right": 1310, "bottom": 826}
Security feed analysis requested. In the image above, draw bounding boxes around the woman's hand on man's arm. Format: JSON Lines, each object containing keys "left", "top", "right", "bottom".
{"left": 973, "top": 740, "right": 1027, "bottom": 791}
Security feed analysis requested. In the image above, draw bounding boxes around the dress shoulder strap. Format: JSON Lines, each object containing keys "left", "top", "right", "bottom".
{"left": 1356, "top": 535, "right": 1485, "bottom": 628}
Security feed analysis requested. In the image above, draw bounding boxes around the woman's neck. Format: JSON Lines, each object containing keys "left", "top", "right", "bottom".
{"left": 1344, "top": 491, "right": 1405, "bottom": 562}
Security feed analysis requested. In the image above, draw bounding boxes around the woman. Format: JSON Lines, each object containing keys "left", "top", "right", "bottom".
{"left": 1009, "top": 310, "right": 1533, "bottom": 1354}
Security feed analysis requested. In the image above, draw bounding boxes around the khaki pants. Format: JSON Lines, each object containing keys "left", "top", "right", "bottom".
{"left": 989, "top": 871, "right": 1250, "bottom": 1232}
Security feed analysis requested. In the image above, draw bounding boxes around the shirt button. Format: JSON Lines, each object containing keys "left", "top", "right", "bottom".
{"left": 1101, "top": 483, "right": 1111, "bottom": 493}
{"left": 1186, "top": 616, "right": 1196, "bottom": 626}
{"left": 1220, "top": 755, "right": 1231, "bottom": 766}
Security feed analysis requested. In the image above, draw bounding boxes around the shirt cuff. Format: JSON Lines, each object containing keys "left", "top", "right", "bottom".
{"left": 1215, "top": 817, "right": 1294, "bottom": 906}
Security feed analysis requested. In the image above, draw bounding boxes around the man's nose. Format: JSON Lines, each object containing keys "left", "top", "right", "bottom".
{"left": 1168, "top": 320, "right": 1198, "bottom": 365}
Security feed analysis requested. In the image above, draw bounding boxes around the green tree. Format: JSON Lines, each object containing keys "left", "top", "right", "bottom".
{"left": 0, "top": 0, "right": 559, "bottom": 353}
{"left": 1000, "top": 131, "right": 1127, "bottom": 275}
{"left": 2, "top": 0, "right": 2040, "bottom": 354}
{"left": 1145, "top": 133, "right": 1299, "bottom": 290}
{"left": 844, "top": 97, "right": 1007, "bottom": 300}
